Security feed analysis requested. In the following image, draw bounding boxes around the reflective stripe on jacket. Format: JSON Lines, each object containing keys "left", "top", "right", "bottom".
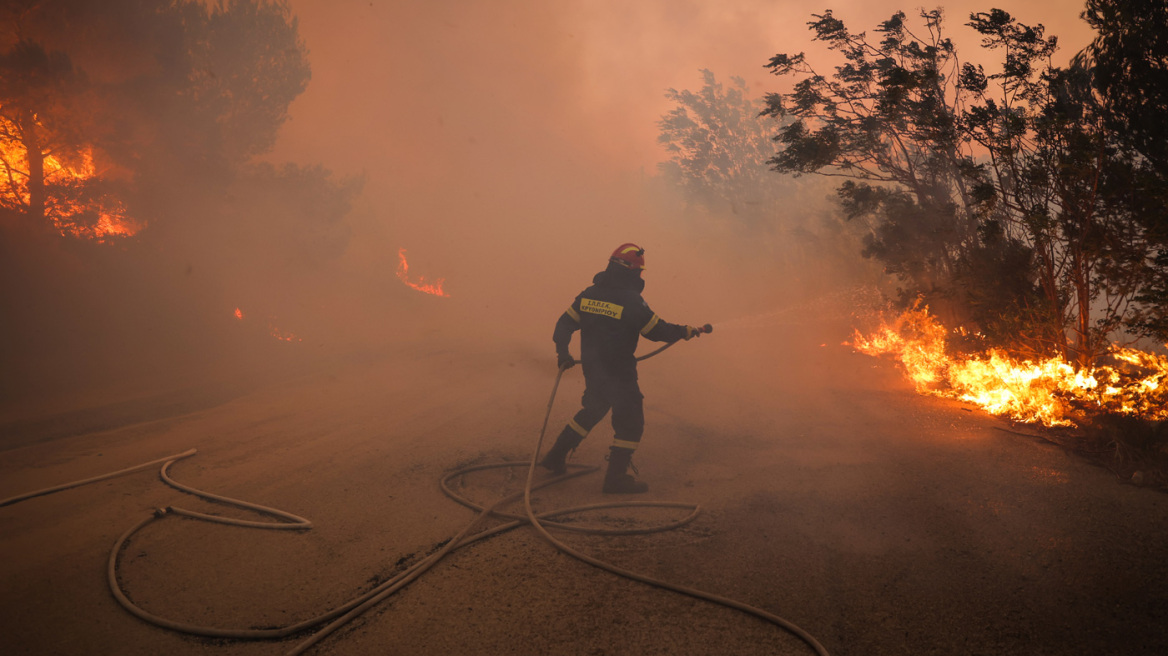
{"left": 553, "top": 265, "right": 688, "bottom": 380}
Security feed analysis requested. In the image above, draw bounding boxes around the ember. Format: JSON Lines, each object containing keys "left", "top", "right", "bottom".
{"left": 396, "top": 248, "right": 450, "bottom": 297}
{"left": 851, "top": 304, "right": 1168, "bottom": 427}
{"left": 269, "top": 325, "right": 301, "bottom": 342}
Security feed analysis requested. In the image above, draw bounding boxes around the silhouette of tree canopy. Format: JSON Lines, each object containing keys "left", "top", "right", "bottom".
{"left": 763, "top": 8, "right": 1168, "bottom": 364}
{"left": 656, "top": 69, "right": 874, "bottom": 281}
{"left": 1083, "top": 0, "right": 1168, "bottom": 176}
{"left": 1082, "top": 0, "right": 1168, "bottom": 341}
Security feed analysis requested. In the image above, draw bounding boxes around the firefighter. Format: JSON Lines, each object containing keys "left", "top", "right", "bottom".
{"left": 542, "top": 243, "right": 704, "bottom": 494}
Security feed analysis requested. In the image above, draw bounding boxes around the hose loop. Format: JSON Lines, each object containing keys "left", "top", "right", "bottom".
{"left": 4, "top": 330, "right": 829, "bottom": 655}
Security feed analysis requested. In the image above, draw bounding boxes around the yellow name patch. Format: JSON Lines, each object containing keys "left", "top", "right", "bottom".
{"left": 579, "top": 298, "right": 624, "bottom": 320}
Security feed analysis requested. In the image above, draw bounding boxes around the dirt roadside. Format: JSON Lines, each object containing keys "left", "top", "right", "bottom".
{"left": 2, "top": 320, "right": 1165, "bottom": 656}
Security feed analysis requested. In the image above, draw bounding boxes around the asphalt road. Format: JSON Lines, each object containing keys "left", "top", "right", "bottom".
{"left": 2, "top": 318, "right": 1165, "bottom": 656}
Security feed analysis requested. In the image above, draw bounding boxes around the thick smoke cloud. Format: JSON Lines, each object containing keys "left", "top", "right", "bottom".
{"left": 268, "top": 0, "right": 1095, "bottom": 342}
{"left": 0, "top": 0, "right": 1094, "bottom": 424}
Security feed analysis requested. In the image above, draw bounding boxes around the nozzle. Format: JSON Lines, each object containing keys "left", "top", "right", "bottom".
{"left": 700, "top": 324, "right": 713, "bottom": 334}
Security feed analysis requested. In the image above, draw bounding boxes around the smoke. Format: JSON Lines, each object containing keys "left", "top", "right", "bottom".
{"left": 268, "top": 0, "right": 1094, "bottom": 330}
{"left": 0, "top": 0, "right": 1095, "bottom": 427}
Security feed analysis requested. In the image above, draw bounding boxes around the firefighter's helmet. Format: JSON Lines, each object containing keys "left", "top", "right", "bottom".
{"left": 609, "top": 243, "right": 646, "bottom": 270}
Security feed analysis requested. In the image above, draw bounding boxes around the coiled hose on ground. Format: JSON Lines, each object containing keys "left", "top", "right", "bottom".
{"left": 1, "top": 339, "right": 830, "bottom": 656}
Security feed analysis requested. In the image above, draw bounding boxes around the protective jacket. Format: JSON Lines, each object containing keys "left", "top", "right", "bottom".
{"left": 553, "top": 263, "right": 690, "bottom": 380}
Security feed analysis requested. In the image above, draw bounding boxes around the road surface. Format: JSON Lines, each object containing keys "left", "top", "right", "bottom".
{"left": 2, "top": 318, "right": 1165, "bottom": 655}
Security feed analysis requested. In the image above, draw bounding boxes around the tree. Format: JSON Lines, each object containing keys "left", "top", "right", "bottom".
{"left": 0, "top": 0, "right": 354, "bottom": 399}
{"left": 1081, "top": 0, "right": 1168, "bottom": 341}
{"left": 762, "top": 10, "right": 1040, "bottom": 345}
{"left": 1082, "top": 0, "right": 1168, "bottom": 177}
{"left": 763, "top": 9, "right": 1165, "bottom": 365}
{"left": 959, "top": 9, "right": 1161, "bottom": 364}
{"left": 658, "top": 70, "right": 786, "bottom": 221}
{"left": 167, "top": 0, "right": 311, "bottom": 169}
{"left": 0, "top": 0, "right": 312, "bottom": 235}
{"left": 0, "top": 40, "right": 90, "bottom": 227}
{"left": 656, "top": 69, "right": 872, "bottom": 282}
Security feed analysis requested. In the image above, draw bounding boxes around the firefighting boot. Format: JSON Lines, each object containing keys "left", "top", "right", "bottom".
{"left": 539, "top": 427, "right": 585, "bottom": 475}
{"left": 602, "top": 447, "right": 648, "bottom": 494}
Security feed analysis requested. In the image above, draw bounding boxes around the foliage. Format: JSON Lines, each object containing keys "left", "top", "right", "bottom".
{"left": 0, "top": 0, "right": 357, "bottom": 398}
{"left": 763, "top": 8, "right": 1167, "bottom": 365}
{"left": 0, "top": 40, "right": 90, "bottom": 224}
{"left": 0, "top": 0, "right": 315, "bottom": 231}
{"left": 656, "top": 69, "right": 880, "bottom": 286}
{"left": 1081, "top": 0, "right": 1168, "bottom": 341}
{"left": 657, "top": 70, "right": 788, "bottom": 222}
{"left": 162, "top": 0, "right": 312, "bottom": 167}
{"left": 959, "top": 9, "right": 1164, "bottom": 363}
{"left": 762, "top": 11, "right": 993, "bottom": 319}
{"left": 1082, "top": 0, "right": 1168, "bottom": 176}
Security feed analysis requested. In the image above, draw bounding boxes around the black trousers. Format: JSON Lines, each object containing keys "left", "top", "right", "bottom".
{"left": 565, "top": 368, "right": 644, "bottom": 451}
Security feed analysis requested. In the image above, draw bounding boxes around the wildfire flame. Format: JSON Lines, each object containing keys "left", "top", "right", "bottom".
{"left": 0, "top": 125, "right": 139, "bottom": 241}
{"left": 851, "top": 304, "right": 1168, "bottom": 427}
{"left": 396, "top": 248, "right": 450, "bottom": 297}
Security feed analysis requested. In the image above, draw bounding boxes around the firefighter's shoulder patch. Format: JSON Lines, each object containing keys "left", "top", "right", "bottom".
{"left": 580, "top": 298, "right": 624, "bottom": 320}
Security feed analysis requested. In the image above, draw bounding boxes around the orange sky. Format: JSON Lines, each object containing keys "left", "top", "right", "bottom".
{"left": 270, "top": 0, "right": 1096, "bottom": 179}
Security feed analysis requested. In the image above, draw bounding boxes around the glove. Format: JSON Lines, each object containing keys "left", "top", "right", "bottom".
{"left": 684, "top": 326, "right": 701, "bottom": 340}
{"left": 557, "top": 352, "right": 576, "bottom": 370}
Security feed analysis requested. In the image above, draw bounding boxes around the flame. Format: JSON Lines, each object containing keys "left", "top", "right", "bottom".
{"left": 0, "top": 120, "right": 139, "bottom": 241}
{"left": 396, "top": 248, "right": 450, "bottom": 297}
{"left": 851, "top": 304, "right": 1168, "bottom": 427}
{"left": 234, "top": 307, "right": 244, "bottom": 320}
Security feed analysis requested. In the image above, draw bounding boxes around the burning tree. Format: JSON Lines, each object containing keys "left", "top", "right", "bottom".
{"left": 853, "top": 302, "right": 1168, "bottom": 428}
{"left": 0, "top": 40, "right": 132, "bottom": 239}
{"left": 958, "top": 9, "right": 1160, "bottom": 367}
{"left": 763, "top": 11, "right": 983, "bottom": 313}
{"left": 0, "top": 40, "right": 73, "bottom": 225}
{"left": 0, "top": 0, "right": 315, "bottom": 239}
{"left": 0, "top": 0, "right": 357, "bottom": 399}
{"left": 763, "top": 9, "right": 1168, "bottom": 366}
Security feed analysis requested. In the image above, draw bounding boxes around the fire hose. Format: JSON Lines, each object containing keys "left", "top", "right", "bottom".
{"left": 1, "top": 324, "right": 831, "bottom": 656}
